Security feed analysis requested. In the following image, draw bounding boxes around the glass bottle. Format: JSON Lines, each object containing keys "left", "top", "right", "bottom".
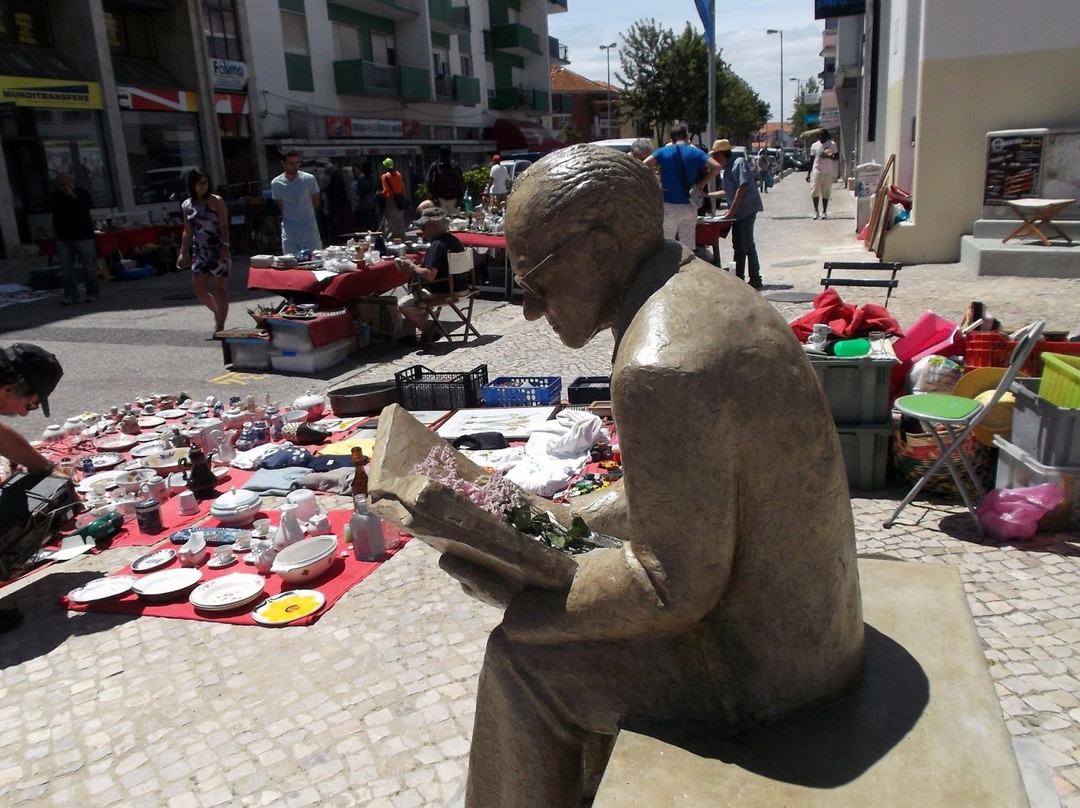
{"left": 348, "top": 495, "right": 385, "bottom": 561}
{"left": 351, "top": 447, "right": 368, "bottom": 496}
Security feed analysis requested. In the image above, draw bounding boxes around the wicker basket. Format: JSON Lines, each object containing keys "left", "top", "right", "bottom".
{"left": 892, "top": 420, "right": 993, "bottom": 499}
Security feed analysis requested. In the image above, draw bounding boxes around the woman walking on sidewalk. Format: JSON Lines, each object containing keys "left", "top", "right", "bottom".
{"left": 177, "top": 167, "right": 231, "bottom": 334}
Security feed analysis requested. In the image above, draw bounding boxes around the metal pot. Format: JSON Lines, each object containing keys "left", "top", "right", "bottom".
{"left": 328, "top": 382, "right": 398, "bottom": 416}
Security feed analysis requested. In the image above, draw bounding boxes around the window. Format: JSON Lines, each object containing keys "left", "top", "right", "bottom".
{"left": 371, "top": 31, "right": 396, "bottom": 67}
{"left": 281, "top": 10, "right": 309, "bottom": 56}
{"left": 203, "top": 0, "right": 242, "bottom": 61}
{"left": 331, "top": 22, "right": 362, "bottom": 61}
{"left": 459, "top": 52, "right": 472, "bottom": 78}
{"left": 432, "top": 47, "right": 450, "bottom": 77}
{"left": 121, "top": 110, "right": 204, "bottom": 204}
{"left": 103, "top": 8, "right": 155, "bottom": 58}
{"left": 0, "top": 0, "right": 52, "bottom": 46}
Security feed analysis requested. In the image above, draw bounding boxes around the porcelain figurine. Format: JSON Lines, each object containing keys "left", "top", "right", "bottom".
{"left": 272, "top": 503, "right": 304, "bottom": 550}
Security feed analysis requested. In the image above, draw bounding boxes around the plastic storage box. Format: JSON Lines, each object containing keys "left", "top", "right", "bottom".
{"left": 224, "top": 336, "right": 271, "bottom": 370}
{"left": 269, "top": 338, "right": 351, "bottom": 374}
{"left": 268, "top": 319, "right": 317, "bottom": 352}
{"left": 1010, "top": 378, "right": 1080, "bottom": 466}
{"left": 1039, "top": 353, "right": 1080, "bottom": 409}
{"left": 809, "top": 357, "right": 896, "bottom": 425}
{"left": 836, "top": 422, "right": 892, "bottom": 490}
{"left": 993, "top": 435, "right": 1080, "bottom": 531}
{"left": 568, "top": 376, "right": 612, "bottom": 404}
{"left": 964, "top": 332, "right": 1080, "bottom": 376}
{"left": 482, "top": 376, "right": 561, "bottom": 407}
{"left": 395, "top": 364, "right": 488, "bottom": 410}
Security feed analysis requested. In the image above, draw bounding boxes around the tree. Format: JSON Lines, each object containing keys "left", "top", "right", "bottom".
{"left": 715, "top": 63, "right": 769, "bottom": 144}
{"left": 559, "top": 121, "right": 583, "bottom": 144}
{"left": 614, "top": 19, "right": 677, "bottom": 143}
{"left": 791, "top": 75, "right": 820, "bottom": 137}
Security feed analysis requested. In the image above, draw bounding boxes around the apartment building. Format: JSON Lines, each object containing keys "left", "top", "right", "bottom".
{"left": 0, "top": 0, "right": 567, "bottom": 258}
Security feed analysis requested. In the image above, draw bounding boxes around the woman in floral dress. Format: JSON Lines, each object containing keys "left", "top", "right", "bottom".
{"left": 177, "top": 167, "right": 231, "bottom": 333}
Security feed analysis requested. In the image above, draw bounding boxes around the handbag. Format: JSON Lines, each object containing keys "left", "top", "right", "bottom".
{"left": 674, "top": 144, "right": 704, "bottom": 208}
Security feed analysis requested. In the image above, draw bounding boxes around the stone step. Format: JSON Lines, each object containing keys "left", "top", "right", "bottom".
{"left": 960, "top": 235, "right": 1080, "bottom": 277}
{"left": 973, "top": 217, "right": 1080, "bottom": 239}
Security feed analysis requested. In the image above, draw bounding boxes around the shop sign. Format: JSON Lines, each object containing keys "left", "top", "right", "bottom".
{"left": 0, "top": 76, "right": 103, "bottom": 109}
{"left": 818, "top": 108, "right": 841, "bottom": 129}
{"left": 210, "top": 59, "right": 248, "bottom": 92}
{"left": 327, "top": 117, "right": 405, "bottom": 138}
{"left": 214, "top": 93, "right": 250, "bottom": 115}
{"left": 815, "top": 0, "right": 865, "bottom": 19}
{"left": 117, "top": 86, "right": 199, "bottom": 112}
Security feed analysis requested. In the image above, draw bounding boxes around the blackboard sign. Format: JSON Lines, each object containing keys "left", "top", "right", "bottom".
{"left": 983, "top": 134, "right": 1044, "bottom": 205}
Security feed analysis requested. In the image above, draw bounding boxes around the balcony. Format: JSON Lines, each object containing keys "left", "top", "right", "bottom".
{"left": 428, "top": 0, "right": 469, "bottom": 33}
{"left": 547, "top": 0, "right": 567, "bottom": 12}
{"left": 330, "top": 0, "right": 419, "bottom": 20}
{"left": 820, "top": 28, "right": 837, "bottom": 59}
{"left": 490, "top": 23, "right": 542, "bottom": 57}
{"left": 454, "top": 74, "right": 481, "bottom": 105}
{"left": 489, "top": 86, "right": 548, "bottom": 111}
{"left": 548, "top": 36, "right": 568, "bottom": 63}
{"left": 333, "top": 59, "right": 430, "bottom": 99}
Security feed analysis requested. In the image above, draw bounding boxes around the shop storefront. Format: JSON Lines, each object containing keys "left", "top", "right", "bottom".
{"left": 117, "top": 86, "right": 204, "bottom": 207}
{"left": 0, "top": 75, "right": 112, "bottom": 243}
{"left": 211, "top": 57, "right": 255, "bottom": 191}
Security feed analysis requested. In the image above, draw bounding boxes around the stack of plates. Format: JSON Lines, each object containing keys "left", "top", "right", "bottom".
{"left": 189, "top": 573, "right": 265, "bottom": 612}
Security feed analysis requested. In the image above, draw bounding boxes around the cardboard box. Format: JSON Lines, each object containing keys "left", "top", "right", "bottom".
{"left": 356, "top": 295, "right": 405, "bottom": 339}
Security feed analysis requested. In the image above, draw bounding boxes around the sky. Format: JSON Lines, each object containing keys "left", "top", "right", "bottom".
{"left": 547, "top": 0, "right": 824, "bottom": 127}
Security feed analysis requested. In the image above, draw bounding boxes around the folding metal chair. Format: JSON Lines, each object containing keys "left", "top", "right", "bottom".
{"left": 884, "top": 320, "right": 1045, "bottom": 534}
{"left": 821, "top": 262, "right": 902, "bottom": 307}
{"left": 420, "top": 247, "right": 481, "bottom": 345}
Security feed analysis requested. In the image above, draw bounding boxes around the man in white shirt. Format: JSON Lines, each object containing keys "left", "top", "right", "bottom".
{"left": 487, "top": 155, "right": 510, "bottom": 205}
{"left": 808, "top": 129, "right": 840, "bottom": 220}
{"left": 270, "top": 150, "right": 322, "bottom": 253}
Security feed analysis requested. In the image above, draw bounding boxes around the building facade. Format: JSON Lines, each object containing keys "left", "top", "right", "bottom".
{"left": 831, "top": 0, "right": 1080, "bottom": 264}
{"left": 0, "top": 0, "right": 567, "bottom": 257}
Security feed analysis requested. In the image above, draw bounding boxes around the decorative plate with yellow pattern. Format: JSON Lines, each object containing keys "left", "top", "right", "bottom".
{"left": 251, "top": 590, "right": 326, "bottom": 626}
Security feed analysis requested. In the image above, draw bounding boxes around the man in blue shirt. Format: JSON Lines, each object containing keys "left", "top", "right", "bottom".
{"left": 711, "top": 139, "right": 765, "bottom": 290}
{"left": 270, "top": 150, "right": 322, "bottom": 254}
{"left": 643, "top": 124, "right": 720, "bottom": 250}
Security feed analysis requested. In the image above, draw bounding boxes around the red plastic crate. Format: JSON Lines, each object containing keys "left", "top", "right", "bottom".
{"left": 963, "top": 332, "right": 1080, "bottom": 376}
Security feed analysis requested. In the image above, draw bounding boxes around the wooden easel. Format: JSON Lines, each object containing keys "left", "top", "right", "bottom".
{"left": 866, "top": 154, "right": 896, "bottom": 258}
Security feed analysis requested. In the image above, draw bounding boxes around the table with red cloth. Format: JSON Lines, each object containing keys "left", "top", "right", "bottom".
{"left": 455, "top": 231, "right": 513, "bottom": 296}
{"left": 247, "top": 259, "right": 407, "bottom": 307}
{"left": 265, "top": 309, "right": 356, "bottom": 348}
{"left": 695, "top": 218, "right": 732, "bottom": 266}
{"left": 36, "top": 224, "right": 183, "bottom": 259}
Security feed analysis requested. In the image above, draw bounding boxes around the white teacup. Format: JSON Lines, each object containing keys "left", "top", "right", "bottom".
{"left": 177, "top": 490, "right": 199, "bottom": 515}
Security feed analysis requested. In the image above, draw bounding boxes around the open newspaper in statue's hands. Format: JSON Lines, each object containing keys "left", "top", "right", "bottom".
{"left": 369, "top": 405, "right": 618, "bottom": 592}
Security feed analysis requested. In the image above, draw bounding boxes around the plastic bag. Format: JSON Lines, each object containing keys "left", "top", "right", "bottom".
{"left": 977, "top": 484, "right": 1065, "bottom": 540}
{"left": 910, "top": 355, "right": 963, "bottom": 394}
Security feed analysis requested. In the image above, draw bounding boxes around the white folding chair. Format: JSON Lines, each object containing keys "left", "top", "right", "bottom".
{"left": 884, "top": 321, "right": 1045, "bottom": 534}
{"left": 419, "top": 247, "right": 480, "bottom": 345}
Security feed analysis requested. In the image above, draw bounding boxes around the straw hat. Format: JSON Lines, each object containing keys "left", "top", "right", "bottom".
{"left": 709, "top": 139, "right": 733, "bottom": 154}
{"left": 952, "top": 367, "right": 1026, "bottom": 447}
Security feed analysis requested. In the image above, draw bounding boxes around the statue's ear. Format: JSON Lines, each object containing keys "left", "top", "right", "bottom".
{"left": 580, "top": 225, "right": 620, "bottom": 272}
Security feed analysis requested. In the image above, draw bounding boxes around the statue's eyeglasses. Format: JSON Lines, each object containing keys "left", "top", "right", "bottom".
{"left": 513, "top": 233, "right": 585, "bottom": 298}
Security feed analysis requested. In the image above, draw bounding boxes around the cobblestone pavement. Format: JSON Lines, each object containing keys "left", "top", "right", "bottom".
{"left": 3, "top": 172, "right": 1080, "bottom": 807}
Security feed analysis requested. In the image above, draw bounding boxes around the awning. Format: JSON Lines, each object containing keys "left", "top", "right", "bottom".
{"left": 491, "top": 118, "right": 563, "bottom": 152}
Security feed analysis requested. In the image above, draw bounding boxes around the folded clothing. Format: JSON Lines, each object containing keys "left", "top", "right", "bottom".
{"left": 300, "top": 467, "right": 355, "bottom": 495}
{"left": 260, "top": 447, "right": 314, "bottom": 469}
{"left": 240, "top": 466, "right": 312, "bottom": 495}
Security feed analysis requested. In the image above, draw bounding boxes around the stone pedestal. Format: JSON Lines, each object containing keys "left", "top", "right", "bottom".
{"left": 593, "top": 559, "right": 1027, "bottom": 807}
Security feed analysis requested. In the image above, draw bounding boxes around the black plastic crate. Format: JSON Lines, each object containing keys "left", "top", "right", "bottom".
{"left": 395, "top": 364, "right": 488, "bottom": 410}
{"left": 567, "top": 376, "right": 611, "bottom": 404}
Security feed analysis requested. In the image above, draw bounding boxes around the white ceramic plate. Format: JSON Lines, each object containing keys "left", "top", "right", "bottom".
{"left": 189, "top": 573, "right": 265, "bottom": 611}
{"left": 132, "top": 567, "right": 203, "bottom": 602}
{"left": 136, "top": 431, "right": 164, "bottom": 443}
{"left": 207, "top": 554, "right": 238, "bottom": 570}
{"left": 67, "top": 575, "right": 137, "bottom": 604}
{"left": 76, "top": 469, "right": 132, "bottom": 493}
{"left": 137, "top": 416, "right": 166, "bottom": 429}
{"left": 94, "top": 434, "right": 138, "bottom": 452}
{"left": 158, "top": 409, "right": 187, "bottom": 419}
{"left": 144, "top": 448, "right": 191, "bottom": 472}
{"left": 131, "top": 547, "right": 177, "bottom": 573}
{"left": 131, "top": 441, "right": 168, "bottom": 459}
{"left": 251, "top": 589, "right": 326, "bottom": 626}
{"left": 87, "top": 452, "right": 124, "bottom": 471}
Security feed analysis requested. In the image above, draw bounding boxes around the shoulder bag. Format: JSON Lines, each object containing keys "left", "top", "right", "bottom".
{"left": 675, "top": 144, "right": 704, "bottom": 209}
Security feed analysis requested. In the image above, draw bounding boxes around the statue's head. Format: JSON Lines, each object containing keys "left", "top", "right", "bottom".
{"left": 505, "top": 144, "right": 664, "bottom": 348}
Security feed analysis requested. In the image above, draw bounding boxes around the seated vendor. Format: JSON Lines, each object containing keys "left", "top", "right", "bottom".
{"left": 394, "top": 206, "right": 464, "bottom": 343}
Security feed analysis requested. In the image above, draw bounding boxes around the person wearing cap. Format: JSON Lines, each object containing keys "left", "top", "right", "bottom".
{"left": 270, "top": 149, "right": 322, "bottom": 254}
{"left": 0, "top": 344, "right": 64, "bottom": 478}
{"left": 487, "top": 155, "right": 510, "bottom": 206}
{"left": 808, "top": 129, "right": 840, "bottom": 219}
{"left": 380, "top": 158, "right": 408, "bottom": 240}
{"left": 392, "top": 207, "right": 464, "bottom": 343}
{"left": 710, "top": 138, "right": 765, "bottom": 290}
{"left": 425, "top": 146, "right": 466, "bottom": 215}
{"left": 642, "top": 124, "right": 720, "bottom": 250}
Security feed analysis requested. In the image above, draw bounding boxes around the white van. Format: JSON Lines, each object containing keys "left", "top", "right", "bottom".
{"left": 592, "top": 138, "right": 647, "bottom": 154}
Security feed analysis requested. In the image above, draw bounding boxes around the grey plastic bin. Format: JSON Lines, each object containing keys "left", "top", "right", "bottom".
{"left": 1010, "top": 378, "right": 1080, "bottom": 466}
{"left": 810, "top": 356, "right": 897, "bottom": 425}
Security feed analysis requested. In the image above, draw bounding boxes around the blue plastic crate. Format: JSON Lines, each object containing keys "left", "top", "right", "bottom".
{"left": 482, "top": 376, "right": 561, "bottom": 407}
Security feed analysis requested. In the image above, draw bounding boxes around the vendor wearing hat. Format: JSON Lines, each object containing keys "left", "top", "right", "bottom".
{"left": 379, "top": 158, "right": 408, "bottom": 239}
{"left": 393, "top": 207, "right": 464, "bottom": 343}
{"left": 710, "top": 138, "right": 764, "bottom": 290}
{"left": 487, "top": 154, "right": 510, "bottom": 206}
{"left": 0, "top": 344, "right": 64, "bottom": 477}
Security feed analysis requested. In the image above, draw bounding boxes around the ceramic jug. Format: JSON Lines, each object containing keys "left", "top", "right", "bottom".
{"left": 120, "top": 414, "right": 141, "bottom": 435}
{"left": 273, "top": 503, "right": 304, "bottom": 550}
{"left": 209, "top": 429, "right": 235, "bottom": 463}
{"left": 184, "top": 447, "right": 218, "bottom": 495}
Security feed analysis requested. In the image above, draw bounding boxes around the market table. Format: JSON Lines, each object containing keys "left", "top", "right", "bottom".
{"left": 695, "top": 218, "right": 732, "bottom": 266}
{"left": 36, "top": 224, "right": 184, "bottom": 259}
{"left": 247, "top": 259, "right": 407, "bottom": 306}
{"left": 1002, "top": 198, "right": 1076, "bottom": 246}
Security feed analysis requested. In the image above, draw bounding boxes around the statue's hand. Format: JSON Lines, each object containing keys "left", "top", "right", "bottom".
{"left": 439, "top": 554, "right": 520, "bottom": 609}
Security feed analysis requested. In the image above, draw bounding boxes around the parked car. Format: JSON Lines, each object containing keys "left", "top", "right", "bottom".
{"left": 135, "top": 165, "right": 200, "bottom": 204}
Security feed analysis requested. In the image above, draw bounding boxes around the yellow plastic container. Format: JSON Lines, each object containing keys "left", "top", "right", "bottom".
{"left": 1039, "top": 353, "right": 1080, "bottom": 409}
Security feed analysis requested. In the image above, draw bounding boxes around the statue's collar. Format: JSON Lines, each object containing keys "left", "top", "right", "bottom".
{"left": 611, "top": 241, "right": 688, "bottom": 363}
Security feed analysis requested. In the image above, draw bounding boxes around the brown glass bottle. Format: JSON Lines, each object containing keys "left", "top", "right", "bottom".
{"left": 351, "top": 447, "right": 368, "bottom": 496}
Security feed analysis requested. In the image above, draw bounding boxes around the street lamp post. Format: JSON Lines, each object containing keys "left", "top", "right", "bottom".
{"left": 600, "top": 42, "right": 616, "bottom": 138}
{"left": 789, "top": 76, "right": 801, "bottom": 134}
{"left": 766, "top": 29, "right": 783, "bottom": 146}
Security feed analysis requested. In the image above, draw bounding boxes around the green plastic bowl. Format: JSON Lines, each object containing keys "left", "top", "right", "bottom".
{"left": 832, "top": 338, "right": 871, "bottom": 357}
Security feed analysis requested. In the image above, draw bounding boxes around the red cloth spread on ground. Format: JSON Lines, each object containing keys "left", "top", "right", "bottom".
{"left": 789, "top": 288, "right": 904, "bottom": 342}
{"left": 60, "top": 509, "right": 408, "bottom": 626}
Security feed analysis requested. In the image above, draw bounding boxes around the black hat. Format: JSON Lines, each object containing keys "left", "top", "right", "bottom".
{"left": 2, "top": 343, "right": 62, "bottom": 417}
